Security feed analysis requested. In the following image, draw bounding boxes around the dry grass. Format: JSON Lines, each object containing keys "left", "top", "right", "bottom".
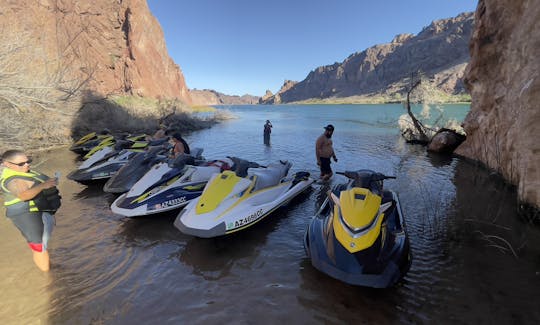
{"left": 0, "top": 94, "right": 227, "bottom": 151}
{"left": 70, "top": 96, "right": 223, "bottom": 140}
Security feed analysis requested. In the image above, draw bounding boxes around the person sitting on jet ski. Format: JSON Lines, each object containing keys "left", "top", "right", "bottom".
{"left": 169, "top": 132, "right": 191, "bottom": 158}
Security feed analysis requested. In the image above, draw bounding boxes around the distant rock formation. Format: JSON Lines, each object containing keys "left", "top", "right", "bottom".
{"left": 260, "top": 12, "right": 473, "bottom": 104}
{"left": 190, "top": 89, "right": 259, "bottom": 105}
{"left": 457, "top": 0, "right": 540, "bottom": 208}
{"left": 1, "top": 0, "right": 191, "bottom": 103}
{"left": 259, "top": 80, "right": 298, "bottom": 104}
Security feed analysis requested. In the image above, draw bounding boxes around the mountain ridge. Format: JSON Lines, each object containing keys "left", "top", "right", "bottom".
{"left": 261, "top": 12, "right": 474, "bottom": 104}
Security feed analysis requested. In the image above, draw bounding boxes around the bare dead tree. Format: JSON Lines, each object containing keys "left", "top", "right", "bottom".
{"left": 401, "top": 73, "right": 429, "bottom": 143}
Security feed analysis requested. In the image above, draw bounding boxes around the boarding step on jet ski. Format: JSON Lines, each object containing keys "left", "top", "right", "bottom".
{"left": 174, "top": 157, "right": 314, "bottom": 238}
{"left": 304, "top": 170, "right": 411, "bottom": 288}
{"left": 103, "top": 145, "right": 170, "bottom": 193}
{"left": 110, "top": 151, "right": 227, "bottom": 217}
{"left": 67, "top": 139, "right": 166, "bottom": 184}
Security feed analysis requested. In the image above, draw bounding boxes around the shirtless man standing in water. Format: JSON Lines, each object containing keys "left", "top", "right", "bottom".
{"left": 315, "top": 124, "right": 338, "bottom": 181}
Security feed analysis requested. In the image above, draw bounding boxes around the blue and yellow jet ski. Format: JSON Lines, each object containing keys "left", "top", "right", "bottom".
{"left": 304, "top": 170, "right": 411, "bottom": 288}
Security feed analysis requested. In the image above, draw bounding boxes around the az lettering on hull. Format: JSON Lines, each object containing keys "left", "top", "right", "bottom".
{"left": 230, "top": 209, "right": 264, "bottom": 229}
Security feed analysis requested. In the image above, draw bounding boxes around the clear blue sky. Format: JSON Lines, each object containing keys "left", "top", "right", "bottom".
{"left": 147, "top": 0, "right": 477, "bottom": 96}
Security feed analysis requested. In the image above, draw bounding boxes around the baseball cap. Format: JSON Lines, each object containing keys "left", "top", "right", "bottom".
{"left": 324, "top": 124, "right": 334, "bottom": 131}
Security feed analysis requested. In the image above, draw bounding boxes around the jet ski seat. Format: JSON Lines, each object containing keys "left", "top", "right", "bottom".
{"left": 248, "top": 161, "right": 291, "bottom": 191}
{"left": 169, "top": 154, "right": 195, "bottom": 169}
{"left": 189, "top": 165, "right": 222, "bottom": 182}
{"left": 230, "top": 157, "right": 261, "bottom": 177}
{"left": 190, "top": 147, "right": 204, "bottom": 160}
{"left": 148, "top": 138, "right": 168, "bottom": 146}
{"left": 144, "top": 145, "right": 167, "bottom": 157}
{"left": 114, "top": 140, "right": 133, "bottom": 150}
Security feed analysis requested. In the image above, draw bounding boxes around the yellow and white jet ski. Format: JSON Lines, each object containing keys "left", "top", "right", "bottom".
{"left": 174, "top": 158, "right": 314, "bottom": 238}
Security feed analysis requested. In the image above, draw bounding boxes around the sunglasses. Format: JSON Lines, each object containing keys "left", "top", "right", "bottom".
{"left": 7, "top": 158, "right": 32, "bottom": 166}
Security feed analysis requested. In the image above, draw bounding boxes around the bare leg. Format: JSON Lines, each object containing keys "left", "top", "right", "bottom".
{"left": 33, "top": 250, "right": 50, "bottom": 272}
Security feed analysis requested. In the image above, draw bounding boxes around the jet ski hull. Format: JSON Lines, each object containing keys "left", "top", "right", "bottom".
{"left": 110, "top": 156, "right": 227, "bottom": 218}
{"left": 304, "top": 190, "right": 411, "bottom": 288}
{"left": 67, "top": 150, "right": 137, "bottom": 184}
{"left": 111, "top": 182, "right": 206, "bottom": 217}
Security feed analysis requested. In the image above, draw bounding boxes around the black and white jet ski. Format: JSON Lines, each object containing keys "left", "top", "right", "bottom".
{"left": 174, "top": 158, "right": 314, "bottom": 238}
{"left": 67, "top": 139, "right": 155, "bottom": 184}
{"left": 110, "top": 153, "right": 230, "bottom": 217}
{"left": 304, "top": 170, "right": 411, "bottom": 288}
{"left": 103, "top": 145, "right": 169, "bottom": 193}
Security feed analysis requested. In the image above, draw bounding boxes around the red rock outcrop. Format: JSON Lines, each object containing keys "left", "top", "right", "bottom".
{"left": 458, "top": 0, "right": 540, "bottom": 208}
{"left": 1, "top": 0, "right": 191, "bottom": 103}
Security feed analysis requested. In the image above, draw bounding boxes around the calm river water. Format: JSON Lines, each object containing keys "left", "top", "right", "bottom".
{"left": 1, "top": 104, "right": 539, "bottom": 324}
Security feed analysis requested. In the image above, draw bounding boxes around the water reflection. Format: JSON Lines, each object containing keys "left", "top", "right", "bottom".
{"left": 426, "top": 152, "right": 454, "bottom": 168}
{"left": 177, "top": 193, "right": 312, "bottom": 280}
{"left": 71, "top": 183, "right": 109, "bottom": 200}
{"left": 116, "top": 212, "right": 182, "bottom": 247}
{"left": 297, "top": 258, "right": 403, "bottom": 324}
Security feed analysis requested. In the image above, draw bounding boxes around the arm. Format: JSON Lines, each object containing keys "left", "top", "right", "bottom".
{"left": 173, "top": 142, "right": 185, "bottom": 157}
{"left": 315, "top": 137, "right": 323, "bottom": 163}
{"left": 7, "top": 178, "right": 57, "bottom": 201}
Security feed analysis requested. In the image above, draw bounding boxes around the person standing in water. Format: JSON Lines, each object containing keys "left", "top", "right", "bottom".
{"left": 263, "top": 120, "right": 272, "bottom": 145}
{"left": 315, "top": 124, "right": 338, "bottom": 181}
{"left": 0, "top": 150, "right": 61, "bottom": 272}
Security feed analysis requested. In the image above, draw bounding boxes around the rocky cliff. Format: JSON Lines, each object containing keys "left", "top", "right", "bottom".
{"left": 0, "top": 0, "right": 191, "bottom": 103}
{"left": 259, "top": 80, "right": 297, "bottom": 104}
{"left": 457, "top": 0, "right": 540, "bottom": 208}
{"left": 261, "top": 12, "right": 473, "bottom": 104}
{"left": 190, "top": 89, "right": 259, "bottom": 105}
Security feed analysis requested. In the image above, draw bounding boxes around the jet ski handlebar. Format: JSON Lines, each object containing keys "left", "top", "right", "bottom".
{"left": 336, "top": 170, "right": 396, "bottom": 181}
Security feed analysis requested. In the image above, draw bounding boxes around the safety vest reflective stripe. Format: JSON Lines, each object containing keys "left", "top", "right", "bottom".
{"left": 1, "top": 169, "right": 44, "bottom": 208}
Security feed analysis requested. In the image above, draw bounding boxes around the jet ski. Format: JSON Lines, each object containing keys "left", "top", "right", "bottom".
{"left": 111, "top": 153, "right": 229, "bottom": 217}
{"left": 70, "top": 132, "right": 113, "bottom": 155}
{"left": 67, "top": 140, "right": 150, "bottom": 184}
{"left": 103, "top": 145, "right": 169, "bottom": 193}
{"left": 303, "top": 170, "right": 411, "bottom": 288}
{"left": 82, "top": 133, "right": 148, "bottom": 160}
{"left": 174, "top": 157, "right": 314, "bottom": 238}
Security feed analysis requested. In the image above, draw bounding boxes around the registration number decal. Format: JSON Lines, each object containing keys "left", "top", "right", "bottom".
{"left": 161, "top": 196, "right": 187, "bottom": 208}
{"left": 227, "top": 209, "right": 264, "bottom": 230}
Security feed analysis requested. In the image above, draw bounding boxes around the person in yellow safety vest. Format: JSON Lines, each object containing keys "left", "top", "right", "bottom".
{"left": 1, "top": 150, "right": 61, "bottom": 272}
